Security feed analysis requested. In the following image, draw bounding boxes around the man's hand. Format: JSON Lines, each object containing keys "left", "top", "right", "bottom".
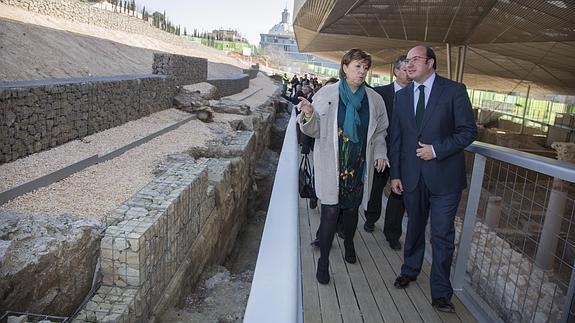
{"left": 416, "top": 142, "right": 434, "bottom": 160}
{"left": 298, "top": 97, "right": 313, "bottom": 117}
{"left": 391, "top": 179, "right": 403, "bottom": 195}
{"left": 375, "top": 159, "right": 389, "bottom": 173}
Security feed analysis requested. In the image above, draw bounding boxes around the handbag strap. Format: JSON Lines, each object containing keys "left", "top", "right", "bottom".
{"left": 300, "top": 154, "right": 312, "bottom": 174}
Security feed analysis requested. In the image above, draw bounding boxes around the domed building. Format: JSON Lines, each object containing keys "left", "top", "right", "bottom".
{"left": 260, "top": 9, "right": 338, "bottom": 70}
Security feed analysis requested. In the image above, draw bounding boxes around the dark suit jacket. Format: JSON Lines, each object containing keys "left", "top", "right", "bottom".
{"left": 389, "top": 75, "right": 477, "bottom": 194}
{"left": 373, "top": 83, "right": 395, "bottom": 120}
{"left": 374, "top": 83, "right": 396, "bottom": 152}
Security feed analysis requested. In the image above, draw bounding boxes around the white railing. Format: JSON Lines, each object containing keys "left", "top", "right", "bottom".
{"left": 244, "top": 109, "right": 301, "bottom": 322}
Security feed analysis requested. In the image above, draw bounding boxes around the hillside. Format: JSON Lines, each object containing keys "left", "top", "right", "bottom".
{"left": 0, "top": 3, "right": 246, "bottom": 82}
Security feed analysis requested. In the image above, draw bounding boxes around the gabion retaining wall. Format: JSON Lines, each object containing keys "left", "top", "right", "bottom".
{"left": 207, "top": 74, "right": 250, "bottom": 98}
{"left": 152, "top": 53, "right": 207, "bottom": 86}
{"left": 0, "top": 75, "right": 175, "bottom": 164}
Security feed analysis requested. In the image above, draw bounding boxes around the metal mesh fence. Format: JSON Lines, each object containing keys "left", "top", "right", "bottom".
{"left": 454, "top": 152, "right": 574, "bottom": 322}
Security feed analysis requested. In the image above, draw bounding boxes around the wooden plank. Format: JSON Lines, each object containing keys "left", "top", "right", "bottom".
{"left": 329, "top": 234, "right": 363, "bottom": 323}
{"left": 340, "top": 226, "right": 402, "bottom": 322}
{"left": 307, "top": 202, "right": 343, "bottom": 323}
{"left": 367, "top": 218, "right": 444, "bottom": 323}
{"left": 420, "top": 261, "right": 476, "bottom": 323}
{"left": 299, "top": 198, "right": 322, "bottom": 323}
{"left": 376, "top": 215, "right": 475, "bottom": 322}
{"left": 356, "top": 217, "right": 423, "bottom": 322}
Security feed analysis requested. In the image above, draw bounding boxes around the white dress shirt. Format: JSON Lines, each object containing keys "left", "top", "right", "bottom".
{"left": 412, "top": 72, "right": 436, "bottom": 114}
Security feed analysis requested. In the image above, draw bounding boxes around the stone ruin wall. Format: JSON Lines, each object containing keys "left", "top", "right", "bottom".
{"left": 0, "top": 0, "right": 189, "bottom": 47}
{"left": 72, "top": 99, "right": 281, "bottom": 322}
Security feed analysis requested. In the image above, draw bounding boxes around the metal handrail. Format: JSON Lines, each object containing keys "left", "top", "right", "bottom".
{"left": 467, "top": 141, "right": 575, "bottom": 182}
{"left": 244, "top": 109, "right": 300, "bottom": 322}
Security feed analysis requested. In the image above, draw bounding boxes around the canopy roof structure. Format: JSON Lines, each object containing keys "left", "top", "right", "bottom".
{"left": 292, "top": 0, "right": 575, "bottom": 96}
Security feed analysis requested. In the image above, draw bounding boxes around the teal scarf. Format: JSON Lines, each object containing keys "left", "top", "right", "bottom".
{"left": 339, "top": 80, "right": 366, "bottom": 143}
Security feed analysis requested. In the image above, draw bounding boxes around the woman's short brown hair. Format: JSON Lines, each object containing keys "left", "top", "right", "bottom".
{"left": 339, "top": 48, "right": 372, "bottom": 80}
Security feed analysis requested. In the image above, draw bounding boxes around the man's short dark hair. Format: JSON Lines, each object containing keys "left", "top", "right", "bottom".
{"left": 393, "top": 55, "right": 407, "bottom": 70}
{"left": 426, "top": 46, "right": 437, "bottom": 70}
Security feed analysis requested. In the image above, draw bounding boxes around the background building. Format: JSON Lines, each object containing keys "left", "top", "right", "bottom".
{"left": 259, "top": 9, "right": 339, "bottom": 72}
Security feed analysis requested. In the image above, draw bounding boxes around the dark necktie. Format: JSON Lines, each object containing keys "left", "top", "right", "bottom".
{"left": 416, "top": 84, "right": 425, "bottom": 129}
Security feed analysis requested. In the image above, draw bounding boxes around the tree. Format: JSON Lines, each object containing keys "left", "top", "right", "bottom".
{"left": 183, "top": 27, "right": 187, "bottom": 36}
{"left": 123, "top": 0, "right": 127, "bottom": 13}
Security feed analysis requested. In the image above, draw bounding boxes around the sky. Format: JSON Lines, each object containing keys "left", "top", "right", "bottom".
{"left": 134, "top": 0, "right": 295, "bottom": 45}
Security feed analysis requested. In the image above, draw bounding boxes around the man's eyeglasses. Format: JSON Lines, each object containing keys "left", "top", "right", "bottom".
{"left": 405, "top": 56, "right": 429, "bottom": 64}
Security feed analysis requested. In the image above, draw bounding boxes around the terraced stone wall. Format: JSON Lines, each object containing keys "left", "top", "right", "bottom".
{"left": 0, "top": 75, "right": 176, "bottom": 164}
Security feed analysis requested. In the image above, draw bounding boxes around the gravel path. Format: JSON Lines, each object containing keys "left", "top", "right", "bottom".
{"left": 2, "top": 119, "right": 229, "bottom": 221}
{"left": 0, "top": 109, "right": 191, "bottom": 192}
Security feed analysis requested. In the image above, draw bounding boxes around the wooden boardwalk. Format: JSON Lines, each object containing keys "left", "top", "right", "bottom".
{"left": 299, "top": 197, "right": 477, "bottom": 323}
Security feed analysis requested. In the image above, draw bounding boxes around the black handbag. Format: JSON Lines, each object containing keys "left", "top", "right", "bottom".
{"left": 299, "top": 154, "right": 317, "bottom": 201}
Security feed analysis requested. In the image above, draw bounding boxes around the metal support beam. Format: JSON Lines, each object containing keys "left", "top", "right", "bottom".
{"left": 457, "top": 45, "right": 467, "bottom": 83}
{"left": 454, "top": 46, "right": 462, "bottom": 82}
{"left": 446, "top": 43, "right": 452, "bottom": 80}
{"left": 520, "top": 84, "right": 531, "bottom": 134}
{"left": 366, "top": 69, "right": 373, "bottom": 86}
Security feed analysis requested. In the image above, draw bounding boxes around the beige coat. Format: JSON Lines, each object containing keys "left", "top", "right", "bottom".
{"left": 297, "top": 81, "right": 389, "bottom": 209}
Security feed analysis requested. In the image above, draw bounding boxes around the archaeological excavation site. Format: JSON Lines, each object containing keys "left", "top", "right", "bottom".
{"left": 0, "top": 1, "right": 290, "bottom": 322}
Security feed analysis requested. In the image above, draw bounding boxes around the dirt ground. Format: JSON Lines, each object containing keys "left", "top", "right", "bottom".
{"left": 0, "top": 3, "right": 248, "bottom": 81}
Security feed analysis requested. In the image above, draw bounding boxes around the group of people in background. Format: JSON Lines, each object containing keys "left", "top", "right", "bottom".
{"left": 295, "top": 45, "right": 478, "bottom": 314}
{"left": 281, "top": 73, "right": 322, "bottom": 105}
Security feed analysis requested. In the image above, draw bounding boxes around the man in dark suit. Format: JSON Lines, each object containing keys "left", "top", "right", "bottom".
{"left": 364, "top": 55, "right": 410, "bottom": 251}
{"left": 389, "top": 46, "right": 477, "bottom": 313}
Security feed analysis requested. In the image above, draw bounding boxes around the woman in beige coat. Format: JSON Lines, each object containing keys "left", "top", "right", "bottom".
{"left": 297, "top": 48, "right": 389, "bottom": 284}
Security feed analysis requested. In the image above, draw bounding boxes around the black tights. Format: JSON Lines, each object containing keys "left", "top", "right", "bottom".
{"left": 318, "top": 205, "right": 359, "bottom": 266}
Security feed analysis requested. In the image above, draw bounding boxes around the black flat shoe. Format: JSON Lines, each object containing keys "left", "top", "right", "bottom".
{"left": 344, "top": 248, "right": 356, "bottom": 264}
{"left": 432, "top": 298, "right": 456, "bottom": 313}
{"left": 394, "top": 275, "right": 416, "bottom": 289}
{"left": 363, "top": 222, "right": 375, "bottom": 232}
{"left": 316, "top": 258, "right": 330, "bottom": 284}
{"left": 310, "top": 238, "right": 320, "bottom": 247}
{"left": 388, "top": 240, "right": 401, "bottom": 250}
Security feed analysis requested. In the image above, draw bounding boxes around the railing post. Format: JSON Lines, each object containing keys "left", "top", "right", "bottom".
{"left": 453, "top": 153, "right": 486, "bottom": 291}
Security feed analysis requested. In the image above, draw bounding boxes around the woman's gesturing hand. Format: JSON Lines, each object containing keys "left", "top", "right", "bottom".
{"left": 298, "top": 97, "right": 313, "bottom": 117}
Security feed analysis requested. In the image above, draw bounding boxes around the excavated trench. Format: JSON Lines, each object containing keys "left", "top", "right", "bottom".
{"left": 159, "top": 108, "right": 290, "bottom": 323}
